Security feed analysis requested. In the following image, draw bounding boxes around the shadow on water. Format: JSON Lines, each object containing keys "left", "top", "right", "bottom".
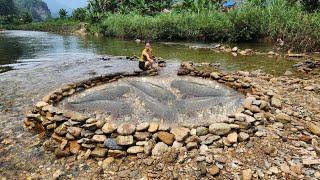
{"left": 0, "top": 30, "right": 299, "bottom": 75}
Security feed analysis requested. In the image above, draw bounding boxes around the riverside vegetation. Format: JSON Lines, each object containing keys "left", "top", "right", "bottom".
{"left": 0, "top": 0, "right": 320, "bottom": 52}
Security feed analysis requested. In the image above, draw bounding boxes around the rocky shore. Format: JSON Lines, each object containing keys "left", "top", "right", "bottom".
{"left": 1, "top": 56, "right": 319, "bottom": 179}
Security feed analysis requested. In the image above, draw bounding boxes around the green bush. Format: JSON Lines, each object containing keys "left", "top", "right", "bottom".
{"left": 72, "top": 8, "right": 88, "bottom": 21}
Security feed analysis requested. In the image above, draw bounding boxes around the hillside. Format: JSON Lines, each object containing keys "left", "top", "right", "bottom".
{"left": 14, "top": 0, "right": 51, "bottom": 21}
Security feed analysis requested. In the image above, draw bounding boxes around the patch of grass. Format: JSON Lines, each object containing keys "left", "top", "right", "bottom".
{"left": 2, "top": 19, "right": 82, "bottom": 33}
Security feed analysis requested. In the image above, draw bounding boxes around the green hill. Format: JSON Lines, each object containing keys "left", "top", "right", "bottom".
{"left": 0, "top": 0, "right": 51, "bottom": 21}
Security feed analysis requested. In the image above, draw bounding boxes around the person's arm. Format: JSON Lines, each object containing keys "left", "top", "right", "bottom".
{"left": 143, "top": 51, "right": 153, "bottom": 62}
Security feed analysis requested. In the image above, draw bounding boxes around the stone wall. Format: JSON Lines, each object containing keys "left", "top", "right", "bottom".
{"left": 24, "top": 63, "right": 287, "bottom": 159}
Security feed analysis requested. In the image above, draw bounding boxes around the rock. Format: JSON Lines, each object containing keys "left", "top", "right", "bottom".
{"left": 136, "top": 122, "right": 149, "bottom": 131}
{"left": 210, "top": 72, "right": 220, "bottom": 80}
{"left": 91, "top": 147, "right": 108, "bottom": 157}
{"left": 201, "top": 135, "right": 220, "bottom": 145}
{"left": 199, "top": 144, "right": 209, "bottom": 155}
{"left": 53, "top": 170, "right": 63, "bottom": 180}
{"left": 158, "top": 124, "right": 170, "bottom": 131}
{"left": 238, "top": 132, "right": 250, "bottom": 141}
{"left": 116, "top": 135, "right": 134, "bottom": 146}
{"left": 69, "top": 141, "right": 81, "bottom": 154}
{"left": 67, "top": 127, "right": 82, "bottom": 137}
{"left": 92, "top": 135, "right": 107, "bottom": 143}
{"left": 227, "top": 132, "right": 238, "bottom": 144}
{"left": 102, "top": 157, "right": 115, "bottom": 169}
{"left": 242, "top": 169, "right": 253, "bottom": 180}
{"left": 102, "top": 123, "right": 117, "bottom": 134}
{"left": 308, "top": 122, "right": 320, "bottom": 136}
{"left": 209, "top": 123, "right": 231, "bottom": 135}
{"left": 170, "top": 127, "right": 190, "bottom": 142}
{"left": 196, "top": 126, "right": 209, "bottom": 136}
{"left": 55, "top": 124, "right": 67, "bottom": 136}
{"left": 304, "top": 86, "right": 314, "bottom": 91}
{"left": 70, "top": 113, "right": 88, "bottom": 122}
{"left": 152, "top": 142, "right": 169, "bottom": 156}
{"left": 158, "top": 131, "right": 174, "bottom": 145}
{"left": 55, "top": 147, "right": 70, "bottom": 158}
{"left": 148, "top": 122, "right": 159, "bottom": 133}
{"left": 35, "top": 101, "right": 48, "bottom": 108}
{"left": 190, "top": 129, "right": 197, "bottom": 136}
{"left": 232, "top": 47, "right": 238, "bottom": 52}
{"left": 270, "top": 166, "right": 279, "bottom": 174}
{"left": 186, "top": 142, "right": 198, "bottom": 150}
{"left": 275, "top": 113, "right": 291, "bottom": 123}
{"left": 108, "top": 150, "right": 127, "bottom": 158}
{"left": 117, "top": 123, "right": 136, "bottom": 135}
{"left": 271, "top": 97, "right": 282, "bottom": 108}
{"left": 127, "top": 146, "right": 144, "bottom": 154}
{"left": 95, "top": 120, "right": 105, "bottom": 128}
{"left": 144, "top": 140, "right": 155, "bottom": 155}
{"left": 172, "top": 141, "right": 183, "bottom": 149}
{"left": 134, "top": 132, "right": 152, "bottom": 141}
{"left": 284, "top": 70, "right": 293, "bottom": 76}
{"left": 207, "top": 165, "right": 220, "bottom": 176}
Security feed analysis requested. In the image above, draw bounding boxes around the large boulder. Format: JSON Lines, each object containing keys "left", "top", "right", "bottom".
{"left": 152, "top": 142, "right": 169, "bottom": 156}
{"left": 158, "top": 131, "right": 174, "bottom": 145}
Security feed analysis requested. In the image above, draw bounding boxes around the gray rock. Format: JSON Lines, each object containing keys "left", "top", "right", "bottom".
{"left": 201, "top": 135, "right": 220, "bottom": 145}
{"left": 152, "top": 142, "right": 169, "bottom": 156}
{"left": 104, "top": 138, "right": 124, "bottom": 150}
{"left": 196, "top": 126, "right": 209, "bottom": 136}
{"left": 209, "top": 123, "right": 231, "bottom": 135}
{"left": 238, "top": 132, "right": 250, "bottom": 141}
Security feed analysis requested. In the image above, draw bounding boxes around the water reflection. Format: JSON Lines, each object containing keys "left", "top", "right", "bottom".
{"left": 0, "top": 30, "right": 298, "bottom": 75}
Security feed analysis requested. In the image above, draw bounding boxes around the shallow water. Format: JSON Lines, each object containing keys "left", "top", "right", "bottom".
{"left": 59, "top": 75, "right": 244, "bottom": 126}
{"left": 0, "top": 30, "right": 301, "bottom": 75}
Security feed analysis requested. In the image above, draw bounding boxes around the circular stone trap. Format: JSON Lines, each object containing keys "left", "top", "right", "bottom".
{"left": 59, "top": 76, "right": 244, "bottom": 126}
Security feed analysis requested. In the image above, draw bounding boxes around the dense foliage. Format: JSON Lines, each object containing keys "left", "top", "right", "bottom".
{"left": 58, "top": 8, "right": 68, "bottom": 19}
{"left": 98, "top": 0, "right": 320, "bottom": 51}
{"left": 0, "top": 0, "right": 16, "bottom": 16}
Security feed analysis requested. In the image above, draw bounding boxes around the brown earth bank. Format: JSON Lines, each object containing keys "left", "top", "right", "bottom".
{"left": 0, "top": 56, "right": 320, "bottom": 179}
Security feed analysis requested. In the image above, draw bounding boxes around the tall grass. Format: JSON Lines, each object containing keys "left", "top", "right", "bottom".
{"left": 2, "top": 19, "right": 82, "bottom": 33}
{"left": 101, "top": 0, "right": 320, "bottom": 52}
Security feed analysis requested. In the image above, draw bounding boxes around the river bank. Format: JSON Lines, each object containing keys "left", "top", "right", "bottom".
{"left": 0, "top": 53, "right": 320, "bottom": 179}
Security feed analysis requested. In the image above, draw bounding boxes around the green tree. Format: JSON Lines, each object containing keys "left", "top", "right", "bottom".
{"left": 21, "top": 12, "right": 32, "bottom": 23}
{"left": 72, "top": 8, "right": 88, "bottom": 21}
{"left": 0, "top": 0, "right": 16, "bottom": 16}
{"left": 59, "top": 8, "right": 68, "bottom": 19}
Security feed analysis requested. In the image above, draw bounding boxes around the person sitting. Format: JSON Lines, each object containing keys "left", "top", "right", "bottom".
{"left": 139, "top": 41, "right": 158, "bottom": 71}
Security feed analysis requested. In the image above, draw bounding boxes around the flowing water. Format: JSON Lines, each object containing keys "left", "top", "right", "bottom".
{"left": 0, "top": 30, "right": 300, "bottom": 75}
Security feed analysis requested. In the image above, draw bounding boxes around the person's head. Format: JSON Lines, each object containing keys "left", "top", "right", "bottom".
{"left": 145, "top": 40, "right": 152, "bottom": 50}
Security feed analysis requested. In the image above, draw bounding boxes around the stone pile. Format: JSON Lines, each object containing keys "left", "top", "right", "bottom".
{"left": 24, "top": 62, "right": 298, "bottom": 178}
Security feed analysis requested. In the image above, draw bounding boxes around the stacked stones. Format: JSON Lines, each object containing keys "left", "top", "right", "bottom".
{"left": 24, "top": 62, "right": 289, "bottom": 160}
{"left": 188, "top": 44, "right": 279, "bottom": 57}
